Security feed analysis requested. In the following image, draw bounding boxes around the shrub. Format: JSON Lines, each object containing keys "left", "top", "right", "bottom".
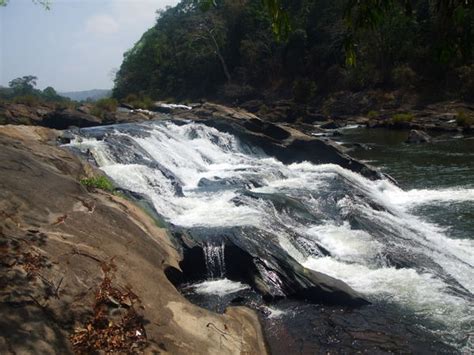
{"left": 293, "top": 78, "right": 317, "bottom": 104}
{"left": 392, "top": 64, "right": 418, "bottom": 88}
{"left": 367, "top": 110, "right": 379, "bottom": 119}
{"left": 123, "top": 94, "right": 153, "bottom": 110}
{"left": 391, "top": 113, "right": 414, "bottom": 124}
{"left": 456, "top": 111, "right": 474, "bottom": 128}
{"left": 456, "top": 65, "right": 474, "bottom": 101}
{"left": 91, "top": 98, "right": 118, "bottom": 118}
{"left": 95, "top": 98, "right": 118, "bottom": 112}
{"left": 12, "top": 95, "right": 40, "bottom": 106}
{"left": 80, "top": 176, "right": 114, "bottom": 192}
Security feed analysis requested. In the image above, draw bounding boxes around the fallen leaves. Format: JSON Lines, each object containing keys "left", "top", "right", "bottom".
{"left": 70, "top": 267, "right": 147, "bottom": 354}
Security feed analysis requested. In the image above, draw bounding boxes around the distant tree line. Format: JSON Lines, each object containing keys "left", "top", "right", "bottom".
{"left": 112, "top": 0, "right": 474, "bottom": 103}
{"left": 0, "top": 75, "right": 71, "bottom": 105}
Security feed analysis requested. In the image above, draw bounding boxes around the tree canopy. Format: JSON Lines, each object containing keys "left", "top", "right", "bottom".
{"left": 112, "top": 0, "right": 474, "bottom": 103}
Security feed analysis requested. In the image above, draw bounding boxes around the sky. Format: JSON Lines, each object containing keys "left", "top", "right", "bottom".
{"left": 0, "top": 0, "right": 179, "bottom": 91}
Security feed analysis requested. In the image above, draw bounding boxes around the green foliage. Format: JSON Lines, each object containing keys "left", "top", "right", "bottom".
{"left": 123, "top": 94, "right": 153, "bottom": 110}
{"left": 95, "top": 98, "right": 118, "bottom": 112}
{"left": 113, "top": 0, "right": 474, "bottom": 102}
{"left": 456, "top": 111, "right": 474, "bottom": 128}
{"left": 367, "top": 110, "right": 379, "bottom": 119}
{"left": 392, "top": 64, "right": 418, "bottom": 88}
{"left": 80, "top": 176, "right": 114, "bottom": 192}
{"left": 391, "top": 113, "right": 414, "bottom": 124}
{"left": 292, "top": 78, "right": 316, "bottom": 104}
{"left": 9, "top": 75, "right": 38, "bottom": 96}
{"left": 91, "top": 98, "right": 118, "bottom": 118}
{"left": 1, "top": 75, "right": 71, "bottom": 106}
{"left": 12, "top": 95, "right": 40, "bottom": 106}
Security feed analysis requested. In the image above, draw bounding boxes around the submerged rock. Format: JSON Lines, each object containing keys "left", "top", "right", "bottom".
{"left": 406, "top": 129, "right": 432, "bottom": 144}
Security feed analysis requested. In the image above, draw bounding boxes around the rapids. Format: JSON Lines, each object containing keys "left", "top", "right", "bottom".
{"left": 66, "top": 120, "right": 473, "bottom": 351}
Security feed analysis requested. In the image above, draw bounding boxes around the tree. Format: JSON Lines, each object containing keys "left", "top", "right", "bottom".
{"left": 9, "top": 75, "right": 38, "bottom": 95}
{"left": 0, "top": 0, "right": 50, "bottom": 9}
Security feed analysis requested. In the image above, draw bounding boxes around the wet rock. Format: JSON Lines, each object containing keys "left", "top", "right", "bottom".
{"left": 169, "top": 229, "right": 369, "bottom": 308}
{"left": 405, "top": 129, "right": 432, "bottom": 144}
{"left": 42, "top": 109, "right": 102, "bottom": 129}
{"left": 320, "top": 121, "right": 342, "bottom": 130}
{"left": 240, "top": 100, "right": 265, "bottom": 113}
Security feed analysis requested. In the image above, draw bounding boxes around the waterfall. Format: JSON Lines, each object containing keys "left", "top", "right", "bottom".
{"left": 203, "top": 243, "right": 226, "bottom": 279}
{"left": 66, "top": 119, "right": 474, "bottom": 351}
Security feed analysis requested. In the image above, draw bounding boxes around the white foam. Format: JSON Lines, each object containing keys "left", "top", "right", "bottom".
{"left": 188, "top": 279, "right": 249, "bottom": 296}
{"left": 304, "top": 222, "right": 382, "bottom": 263}
{"left": 263, "top": 306, "right": 286, "bottom": 319}
{"left": 304, "top": 257, "right": 472, "bottom": 339}
{"left": 67, "top": 121, "right": 474, "bottom": 350}
{"left": 383, "top": 187, "right": 474, "bottom": 207}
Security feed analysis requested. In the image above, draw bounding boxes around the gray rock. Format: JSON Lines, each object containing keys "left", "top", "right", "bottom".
{"left": 406, "top": 129, "right": 432, "bottom": 144}
{"left": 42, "top": 109, "right": 102, "bottom": 129}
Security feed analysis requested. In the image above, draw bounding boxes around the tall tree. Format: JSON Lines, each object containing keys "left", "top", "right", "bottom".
{"left": 9, "top": 75, "right": 38, "bottom": 95}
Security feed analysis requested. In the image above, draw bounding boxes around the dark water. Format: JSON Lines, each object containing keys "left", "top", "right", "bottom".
{"left": 337, "top": 128, "right": 474, "bottom": 241}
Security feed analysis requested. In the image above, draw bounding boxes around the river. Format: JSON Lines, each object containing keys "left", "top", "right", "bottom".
{"left": 66, "top": 121, "right": 473, "bottom": 353}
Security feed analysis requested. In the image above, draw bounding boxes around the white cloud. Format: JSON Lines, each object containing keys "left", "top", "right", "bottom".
{"left": 85, "top": 14, "right": 120, "bottom": 35}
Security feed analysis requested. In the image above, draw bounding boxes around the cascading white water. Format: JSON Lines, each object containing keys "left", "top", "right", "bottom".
{"left": 67, "top": 120, "right": 474, "bottom": 351}
{"left": 203, "top": 243, "right": 226, "bottom": 279}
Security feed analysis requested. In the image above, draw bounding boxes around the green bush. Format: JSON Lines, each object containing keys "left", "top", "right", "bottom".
{"left": 367, "top": 110, "right": 379, "bottom": 119}
{"left": 80, "top": 176, "right": 114, "bottom": 192}
{"left": 392, "top": 64, "right": 418, "bottom": 88}
{"left": 95, "top": 98, "right": 118, "bottom": 112}
{"left": 12, "top": 95, "right": 40, "bottom": 106}
{"left": 391, "top": 113, "right": 414, "bottom": 124}
{"left": 293, "top": 79, "right": 317, "bottom": 104}
{"left": 456, "top": 111, "right": 474, "bottom": 128}
{"left": 90, "top": 98, "right": 118, "bottom": 118}
{"left": 123, "top": 94, "right": 153, "bottom": 110}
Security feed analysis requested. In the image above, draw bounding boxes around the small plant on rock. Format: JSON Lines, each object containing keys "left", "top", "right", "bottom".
{"left": 367, "top": 110, "right": 379, "bottom": 119}
{"left": 80, "top": 176, "right": 114, "bottom": 192}
{"left": 391, "top": 113, "right": 414, "bottom": 124}
{"left": 456, "top": 111, "right": 474, "bottom": 128}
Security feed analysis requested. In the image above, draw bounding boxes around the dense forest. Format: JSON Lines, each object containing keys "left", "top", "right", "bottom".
{"left": 112, "top": 0, "right": 474, "bottom": 105}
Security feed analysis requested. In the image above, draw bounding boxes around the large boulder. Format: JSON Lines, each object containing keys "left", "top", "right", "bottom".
{"left": 168, "top": 229, "right": 369, "bottom": 307}
{"left": 0, "top": 103, "right": 53, "bottom": 125}
{"left": 42, "top": 109, "right": 103, "bottom": 129}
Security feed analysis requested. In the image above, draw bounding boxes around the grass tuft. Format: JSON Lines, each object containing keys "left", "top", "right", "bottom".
{"left": 80, "top": 176, "right": 114, "bottom": 192}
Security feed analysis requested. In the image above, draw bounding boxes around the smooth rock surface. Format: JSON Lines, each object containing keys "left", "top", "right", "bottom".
{"left": 0, "top": 125, "right": 267, "bottom": 354}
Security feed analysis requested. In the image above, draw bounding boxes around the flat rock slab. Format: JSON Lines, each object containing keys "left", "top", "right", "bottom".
{"left": 0, "top": 125, "right": 267, "bottom": 354}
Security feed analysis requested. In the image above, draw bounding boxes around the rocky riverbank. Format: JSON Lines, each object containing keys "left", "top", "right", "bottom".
{"left": 2, "top": 93, "right": 474, "bottom": 135}
{"left": 0, "top": 125, "right": 267, "bottom": 354}
{"left": 0, "top": 98, "right": 469, "bottom": 353}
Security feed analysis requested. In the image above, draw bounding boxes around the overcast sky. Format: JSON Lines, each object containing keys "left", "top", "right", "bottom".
{"left": 0, "top": 0, "right": 179, "bottom": 91}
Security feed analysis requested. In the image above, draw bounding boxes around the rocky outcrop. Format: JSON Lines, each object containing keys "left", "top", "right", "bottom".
{"left": 405, "top": 129, "right": 432, "bottom": 144}
{"left": 167, "top": 229, "right": 368, "bottom": 307}
{"left": 42, "top": 109, "right": 103, "bottom": 129}
{"left": 0, "top": 103, "right": 54, "bottom": 125}
{"left": 0, "top": 125, "right": 267, "bottom": 354}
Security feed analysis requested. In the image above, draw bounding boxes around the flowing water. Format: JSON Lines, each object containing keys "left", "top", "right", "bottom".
{"left": 66, "top": 121, "right": 473, "bottom": 352}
